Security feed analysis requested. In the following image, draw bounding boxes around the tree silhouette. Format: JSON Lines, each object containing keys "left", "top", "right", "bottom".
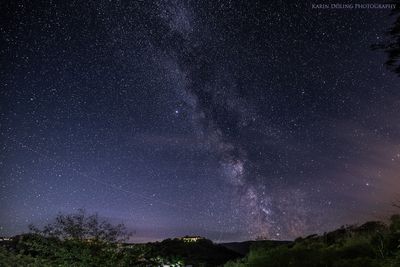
{"left": 374, "top": 6, "right": 400, "bottom": 75}
{"left": 29, "top": 209, "right": 131, "bottom": 243}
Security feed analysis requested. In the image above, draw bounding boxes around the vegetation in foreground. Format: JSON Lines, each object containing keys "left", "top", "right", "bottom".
{"left": 224, "top": 215, "right": 400, "bottom": 267}
{"left": 1, "top": 210, "right": 400, "bottom": 266}
{"left": 0, "top": 209, "right": 240, "bottom": 266}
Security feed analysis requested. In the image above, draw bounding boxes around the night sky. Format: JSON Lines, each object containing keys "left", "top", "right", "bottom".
{"left": 1, "top": 0, "right": 400, "bottom": 243}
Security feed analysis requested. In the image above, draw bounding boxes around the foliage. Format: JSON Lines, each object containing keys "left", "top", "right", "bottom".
{"left": 374, "top": 5, "right": 400, "bottom": 75}
{"left": 0, "top": 210, "right": 240, "bottom": 266}
{"left": 225, "top": 216, "right": 400, "bottom": 267}
{"left": 0, "top": 234, "right": 238, "bottom": 267}
{"left": 0, "top": 246, "right": 53, "bottom": 267}
{"left": 4, "top": 211, "right": 400, "bottom": 266}
{"left": 4, "top": 232, "right": 128, "bottom": 266}
{"left": 147, "top": 238, "right": 241, "bottom": 266}
{"left": 0, "top": 210, "right": 137, "bottom": 266}
{"left": 28, "top": 209, "right": 131, "bottom": 243}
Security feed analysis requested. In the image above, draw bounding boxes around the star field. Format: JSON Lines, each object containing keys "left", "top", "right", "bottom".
{"left": 1, "top": 0, "right": 400, "bottom": 242}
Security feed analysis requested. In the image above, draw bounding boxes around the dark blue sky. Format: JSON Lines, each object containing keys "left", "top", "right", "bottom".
{"left": 1, "top": 0, "right": 399, "bottom": 242}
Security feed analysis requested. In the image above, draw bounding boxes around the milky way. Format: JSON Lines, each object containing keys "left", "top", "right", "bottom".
{"left": 1, "top": 0, "right": 400, "bottom": 242}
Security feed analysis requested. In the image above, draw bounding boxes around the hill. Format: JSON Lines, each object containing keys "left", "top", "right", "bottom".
{"left": 0, "top": 234, "right": 242, "bottom": 266}
{"left": 1, "top": 216, "right": 400, "bottom": 266}
{"left": 224, "top": 217, "right": 400, "bottom": 267}
{"left": 220, "top": 240, "right": 292, "bottom": 256}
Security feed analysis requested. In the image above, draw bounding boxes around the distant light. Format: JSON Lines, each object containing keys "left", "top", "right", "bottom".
{"left": 179, "top": 236, "right": 203, "bottom": 243}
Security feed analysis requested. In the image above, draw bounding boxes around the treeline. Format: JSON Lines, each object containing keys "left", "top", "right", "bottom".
{"left": 224, "top": 215, "right": 400, "bottom": 267}
{"left": 2, "top": 210, "right": 400, "bottom": 266}
{"left": 0, "top": 209, "right": 239, "bottom": 266}
{"left": 0, "top": 234, "right": 239, "bottom": 266}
